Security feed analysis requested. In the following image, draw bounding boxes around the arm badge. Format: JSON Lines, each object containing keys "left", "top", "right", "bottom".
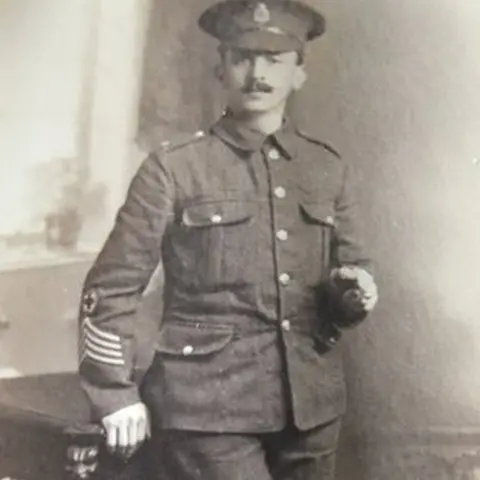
{"left": 81, "top": 289, "right": 100, "bottom": 316}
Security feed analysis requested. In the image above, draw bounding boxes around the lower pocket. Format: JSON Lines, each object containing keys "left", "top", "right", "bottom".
{"left": 155, "top": 321, "right": 234, "bottom": 357}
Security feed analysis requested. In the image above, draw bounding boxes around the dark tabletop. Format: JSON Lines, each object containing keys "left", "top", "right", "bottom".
{"left": 0, "top": 372, "right": 92, "bottom": 427}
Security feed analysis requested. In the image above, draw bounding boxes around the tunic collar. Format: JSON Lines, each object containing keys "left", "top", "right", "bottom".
{"left": 211, "top": 112, "right": 298, "bottom": 160}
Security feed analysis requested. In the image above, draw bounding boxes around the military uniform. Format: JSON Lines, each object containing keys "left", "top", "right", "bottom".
{"left": 78, "top": 1, "right": 374, "bottom": 479}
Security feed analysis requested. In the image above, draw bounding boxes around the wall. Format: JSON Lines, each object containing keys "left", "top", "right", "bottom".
{"left": 296, "top": 0, "right": 480, "bottom": 477}
{"left": 138, "top": 0, "right": 220, "bottom": 146}
{"left": 304, "top": 0, "right": 480, "bottom": 429}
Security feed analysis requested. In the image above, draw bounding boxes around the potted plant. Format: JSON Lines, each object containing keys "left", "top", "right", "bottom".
{"left": 44, "top": 157, "right": 86, "bottom": 250}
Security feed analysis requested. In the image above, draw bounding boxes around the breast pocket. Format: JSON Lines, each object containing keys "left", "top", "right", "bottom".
{"left": 298, "top": 202, "right": 336, "bottom": 286}
{"left": 178, "top": 200, "right": 256, "bottom": 287}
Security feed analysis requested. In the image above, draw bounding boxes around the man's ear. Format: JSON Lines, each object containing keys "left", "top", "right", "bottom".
{"left": 292, "top": 64, "right": 307, "bottom": 91}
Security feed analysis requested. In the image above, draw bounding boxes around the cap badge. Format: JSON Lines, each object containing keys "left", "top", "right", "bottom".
{"left": 253, "top": 3, "right": 270, "bottom": 25}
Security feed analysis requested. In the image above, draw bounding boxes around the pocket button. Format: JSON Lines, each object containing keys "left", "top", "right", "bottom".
{"left": 182, "top": 345, "right": 194, "bottom": 356}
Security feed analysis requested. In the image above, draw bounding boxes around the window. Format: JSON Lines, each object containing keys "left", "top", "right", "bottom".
{"left": 0, "top": 0, "right": 149, "bottom": 270}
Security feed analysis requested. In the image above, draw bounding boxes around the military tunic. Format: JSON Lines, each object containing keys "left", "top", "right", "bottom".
{"left": 79, "top": 114, "right": 371, "bottom": 433}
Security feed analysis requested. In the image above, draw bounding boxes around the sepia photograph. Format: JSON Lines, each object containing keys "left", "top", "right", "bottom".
{"left": 1, "top": 0, "right": 480, "bottom": 478}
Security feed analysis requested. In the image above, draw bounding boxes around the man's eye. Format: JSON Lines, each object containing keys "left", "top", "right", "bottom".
{"left": 268, "top": 56, "right": 282, "bottom": 64}
{"left": 232, "top": 52, "right": 250, "bottom": 64}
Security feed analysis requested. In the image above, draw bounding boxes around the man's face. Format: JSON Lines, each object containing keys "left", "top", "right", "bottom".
{"left": 218, "top": 48, "right": 306, "bottom": 115}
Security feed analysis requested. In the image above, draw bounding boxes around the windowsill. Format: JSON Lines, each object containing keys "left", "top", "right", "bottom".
{"left": 0, "top": 243, "right": 99, "bottom": 273}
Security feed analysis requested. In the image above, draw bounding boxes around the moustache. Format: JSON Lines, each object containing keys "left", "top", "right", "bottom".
{"left": 242, "top": 81, "right": 273, "bottom": 94}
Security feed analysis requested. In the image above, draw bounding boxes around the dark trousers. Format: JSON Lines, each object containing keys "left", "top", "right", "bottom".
{"left": 146, "top": 417, "right": 341, "bottom": 480}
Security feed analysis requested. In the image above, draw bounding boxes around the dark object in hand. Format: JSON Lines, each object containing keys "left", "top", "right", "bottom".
{"left": 328, "top": 267, "right": 361, "bottom": 298}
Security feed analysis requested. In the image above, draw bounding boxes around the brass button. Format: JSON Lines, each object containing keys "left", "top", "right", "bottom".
{"left": 211, "top": 214, "right": 222, "bottom": 224}
{"left": 325, "top": 216, "right": 335, "bottom": 226}
{"left": 194, "top": 130, "right": 205, "bottom": 138}
{"left": 328, "top": 337, "right": 338, "bottom": 346}
{"left": 281, "top": 320, "right": 291, "bottom": 332}
{"left": 274, "top": 187, "right": 286, "bottom": 199}
{"left": 278, "top": 273, "right": 291, "bottom": 286}
{"left": 182, "top": 345, "right": 194, "bottom": 356}
{"left": 268, "top": 148, "right": 280, "bottom": 160}
{"left": 276, "top": 229, "right": 288, "bottom": 241}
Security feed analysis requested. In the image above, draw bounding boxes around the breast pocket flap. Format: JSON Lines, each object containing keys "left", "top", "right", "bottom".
{"left": 182, "top": 201, "right": 253, "bottom": 227}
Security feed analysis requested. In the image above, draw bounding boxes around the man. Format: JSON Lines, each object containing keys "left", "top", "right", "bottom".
{"left": 78, "top": 1, "right": 378, "bottom": 478}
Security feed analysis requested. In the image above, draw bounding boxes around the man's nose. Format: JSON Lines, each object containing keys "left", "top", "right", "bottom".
{"left": 249, "top": 56, "right": 268, "bottom": 79}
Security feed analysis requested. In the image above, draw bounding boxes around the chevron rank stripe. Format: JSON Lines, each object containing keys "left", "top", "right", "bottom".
{"left": 80, "top": 349, "right": 125, "bottom": 367}
{"left": 83, "top": 328, "right": 121, "bottom": 351}
{"left": 83, "top": 337, "right": 123, "bottom": 358}
{"left": 80, "top": 317, "right": 125, "bottom": 367}
{"left": 83, "top": 317, "right": 121, "bottom": 342}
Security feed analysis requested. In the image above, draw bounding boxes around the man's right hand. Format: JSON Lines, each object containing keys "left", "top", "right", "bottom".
{"left": 101, "top": 402, "right": 151, "bottom": 459}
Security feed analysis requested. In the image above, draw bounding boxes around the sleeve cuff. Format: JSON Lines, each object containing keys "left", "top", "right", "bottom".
{"left": 80, "top": 380, "right": 141, "bottom": 421}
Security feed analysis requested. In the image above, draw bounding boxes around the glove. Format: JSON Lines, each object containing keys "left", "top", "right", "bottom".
{"left": 328, "top": 266, "right": 378, "bottom": 314}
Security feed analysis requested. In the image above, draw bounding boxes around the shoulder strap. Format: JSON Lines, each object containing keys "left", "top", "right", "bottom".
{"left": 295, "top": 127, "right": 341, "bottom": 159}
{"left": 161, "top": 129, "right": 209, "bottom": 154}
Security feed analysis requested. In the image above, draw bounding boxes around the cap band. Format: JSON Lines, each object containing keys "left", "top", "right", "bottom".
{"left": 199, "top": 1, "right": 325, "bottom": 51}
{"left": 222, "top": 29, "right": 303, "bottom": 52}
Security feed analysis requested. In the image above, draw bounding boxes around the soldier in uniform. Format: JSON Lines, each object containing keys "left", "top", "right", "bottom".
{"left": 78, "top": 1, "right": 379, "bottom": 478}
